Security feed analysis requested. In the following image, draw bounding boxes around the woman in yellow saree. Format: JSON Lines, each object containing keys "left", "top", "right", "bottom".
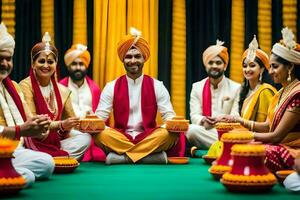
{"left": 207, "top": 36, "right": 276, "bottom": 158}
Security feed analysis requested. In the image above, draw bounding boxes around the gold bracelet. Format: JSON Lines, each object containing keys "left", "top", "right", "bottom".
{"left": 250, "top": 121, "right": 254, "bottom": 131}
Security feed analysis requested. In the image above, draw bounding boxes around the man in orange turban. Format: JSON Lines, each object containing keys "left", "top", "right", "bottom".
{"left": 60, "top": 44, "right": 105, "bottom": 162}
{"left": 186, "top": 40, "right": 240, "bottom": 154}
{"left": 94, "top": 28, "right": 182, "bottom": 165}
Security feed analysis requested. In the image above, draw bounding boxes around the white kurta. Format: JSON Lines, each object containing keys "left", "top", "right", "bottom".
{"left": 67, "top": 78, "right": 93, "bottom": 118}
{"left": 95, "top": 74, "right": 175, "bottom": 139}
{"left": 186, "top": 76, "right": 240, "bottom": 148}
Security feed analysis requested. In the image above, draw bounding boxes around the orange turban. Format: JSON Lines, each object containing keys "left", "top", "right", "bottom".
{"left": 242, "top": 49, "right": 269, "bottom": 70}
{"left": 202, "top": 40, "right": 229, "bottom": 67}
{"left": 117, "top": 28, "right": 150, "bottom": 62}
{"left": 64, "top": 44, "right": 91, "bottom": 67}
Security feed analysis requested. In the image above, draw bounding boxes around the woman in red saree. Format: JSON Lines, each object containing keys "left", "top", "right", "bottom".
{"left": 19, "top": 32, "right": 91, "bottom": 161}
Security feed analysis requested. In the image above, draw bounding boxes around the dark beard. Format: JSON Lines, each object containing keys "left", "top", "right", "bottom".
{"left": 69, "top": 70, "right": 87, "bottom": 81}
{"left": 207, "top": 69, "right": 224, "bottom": 79}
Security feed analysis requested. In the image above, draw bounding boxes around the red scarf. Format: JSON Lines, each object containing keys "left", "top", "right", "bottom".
{"left": 202, "top": 78, "right": 212, "bottom": 116}
{"left": 24, "top": 68, "right": 68, "bottom": 157}
{"left": 2, "top": 77, "right": 27, "bottom": 140}
{"left": 113, "top": 75, "right": 157, "bottom": 144}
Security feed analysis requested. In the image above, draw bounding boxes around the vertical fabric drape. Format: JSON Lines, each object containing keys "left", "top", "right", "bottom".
{"left": 41, "top": 0, "right": 54, "bottom": 43}
{"left": 230, "top": 0, "right": 244, "bottom": 83}
{"left": 54, "top": 0, "right": 73, "bottom": 78}
{"left": 73, "top": 0, "right": 87, "bottom": 45}
{"left": 93, "top": 0, "right": 158, "bottom": 90}
{"left": 87, "top": 0, "right": 94, "bottom": 76}
{"left": 272, "top": 0, "right": 283, "bottom": 44}
{"left": 282, "top": 0, "right": 297, "bottom": 40}
{"left": 258, "top": 0, "right": 272, "bottom": 54}
{"left": 127, "top": 0, "right": 158, "bottom": 79}
{"left": 244, "top": 0, "right": 258, "bottom": 47}
{"left": 158, "top": 0, "right": 172, "bottom": 91}
{"left": 93, "top": 0, "right": 126, "bottom": 89}
{"left": 1, "top": 0, "right": 15, "bottom": 37}
{"left": 13, "top": 0, "right": 41, "bottom": 82}
{"left": 171, "top": 0, "right": 186, "bottom": 116}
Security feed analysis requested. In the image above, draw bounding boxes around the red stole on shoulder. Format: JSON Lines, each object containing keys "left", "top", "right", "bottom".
{"left": 60, "top": 76, "right": 101, "bottom": 112}
{"left": 24, "top": 68, "right": 68, "bottom": 157}
{"left": 113, "top": 75, "right": 157, "bottom": 144}
{"left": 202, "top": 78, "right": 212, "bottom": 116}
{"left": 2, "top": 77, "right": 27, "bottom": 140}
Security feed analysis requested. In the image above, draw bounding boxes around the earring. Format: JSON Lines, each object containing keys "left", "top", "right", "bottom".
{"left": 287, "top": 70, "right": 292, "bottom": 82}
{"left": 259, "top": 72, "right": 263, "bottom": 82}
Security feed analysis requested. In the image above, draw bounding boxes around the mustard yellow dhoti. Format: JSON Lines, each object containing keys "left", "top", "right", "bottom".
{"left": 94, "top": 128, "right": 178, "bottom": 162}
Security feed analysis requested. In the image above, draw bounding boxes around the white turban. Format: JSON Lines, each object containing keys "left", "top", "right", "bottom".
{"left": 272, "top": 43, "right": 300, "bottom": 65}
{"left": 0, "top": 23, "right": 15, "bottom": 55}
{"left": 272, "top": 27, "right": 300, "bottom": 65}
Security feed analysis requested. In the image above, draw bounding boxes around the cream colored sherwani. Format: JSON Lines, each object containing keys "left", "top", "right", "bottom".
{"left": 186, "top": 76, "right": 240, "bottom": 148}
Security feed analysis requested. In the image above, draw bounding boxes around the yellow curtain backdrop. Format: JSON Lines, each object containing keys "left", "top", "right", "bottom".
{"left": 93, "top": 0, "right": 126, "bottom": 89}
{"left": 1, "top": 0, "right": 15, "bottom": 37}
{"left": 93, "top": 0, "right": 158, "bottom": 89}
{"left": 230, "top": 0, "right": 244, "bottom": 83}
{"left": 171, "top": 0, "right": 186, "bottom": 116}
{"left": 127, "top": 0, "right": 158, "bottom": 78}
{"left": 41, "top": 0, "right": 54, "bottom": 41}
{"left": 282, "top": 0, "right": 297, "bottom": 39}
{"left": 73, "top": 0, "right": 87, "bottom": 45}
{"left": 258, "top": 0, "right": 271, "bottom": 54}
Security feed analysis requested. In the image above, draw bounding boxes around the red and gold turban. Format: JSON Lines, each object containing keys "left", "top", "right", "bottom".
{"left": 242, "top": 49, "right": 269, "bottom": 70}
{"left": 117, "top": 28, "right": 150, "bottom": 62}
{"left": 202, "top": 40, "right": 229, "bottom": 67}
{"left": 64, "top": 44, "right": 91, "bottom": 67}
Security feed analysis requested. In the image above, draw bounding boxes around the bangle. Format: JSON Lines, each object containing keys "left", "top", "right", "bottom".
{"left": 15, "top": 125, "right": 21, "bottom": 140}
{"left": 250, "top": 121, "right": 254, "bottom": 131}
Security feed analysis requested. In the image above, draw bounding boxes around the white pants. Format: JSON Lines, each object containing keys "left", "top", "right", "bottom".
{"left": 12, "top": 146, "right": 55, "bottom": 187}
{"left": 61, "top": 129, "right": 91, "bottom": 161}
{"left": 185, "top": 124, "right": 218, "bottom": 149}
{"left": 284, "top": 172, "right": 300, "bottom": 192}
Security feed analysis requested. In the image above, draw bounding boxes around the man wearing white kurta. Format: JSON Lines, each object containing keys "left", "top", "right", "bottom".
{"left": 0, "top": 23, "right": 54, "bottom": 187}
{"left": 186, "top": 40, "right": 240, "bottom": 149}
{"left": 94, "top": 28, "right": 178, "bottom": 164}
{"left": 284, "top": 157, "right": 300, "bottom": 192}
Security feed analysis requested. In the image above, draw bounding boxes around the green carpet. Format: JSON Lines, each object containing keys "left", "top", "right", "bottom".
{"left": 4, "top": 158, "right": 299, "bottom": 200}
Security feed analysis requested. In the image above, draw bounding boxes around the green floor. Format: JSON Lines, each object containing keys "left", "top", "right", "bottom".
{"left": 4, "top": 158, "right": 300, "bottom": 200}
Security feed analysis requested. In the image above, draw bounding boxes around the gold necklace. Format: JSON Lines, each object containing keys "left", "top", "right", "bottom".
{"left": 278, "top": 79, "right": 299, "bottom": 106}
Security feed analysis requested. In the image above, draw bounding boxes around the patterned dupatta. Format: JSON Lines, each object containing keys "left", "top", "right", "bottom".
{"left": 269, "top": 81, "right": 300, "bottom": 132}
{"left": 24, "top": 68, "right": 68, "bottom": 157}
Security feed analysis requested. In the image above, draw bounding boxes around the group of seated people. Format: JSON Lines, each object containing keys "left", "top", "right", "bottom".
{"left": 0, "top": 22, "right": 299, "bottom": 192}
